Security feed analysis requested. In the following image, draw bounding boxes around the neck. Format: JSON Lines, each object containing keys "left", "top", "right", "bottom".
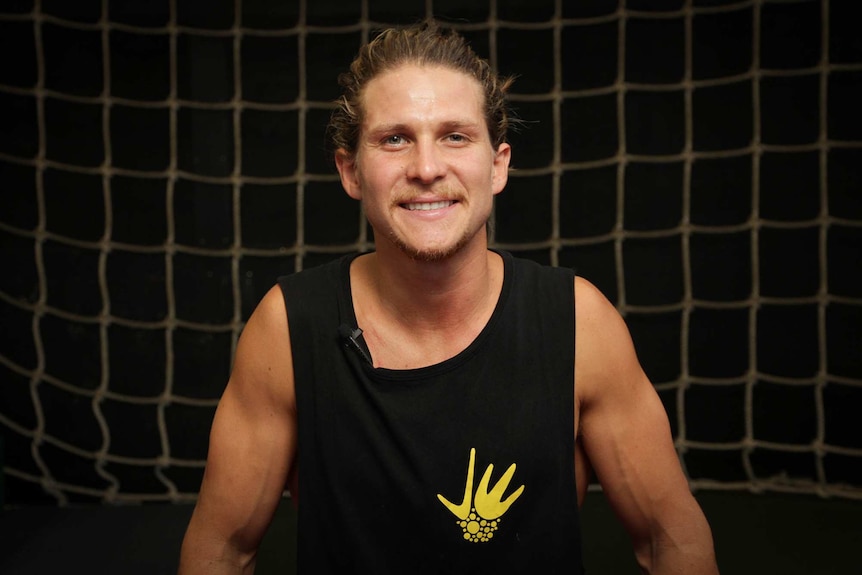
{"left": 350, "top": 241, "right": 504, "bottom": 368}
{"left": 374, "top": 241, "right": 498, "bottom": 327}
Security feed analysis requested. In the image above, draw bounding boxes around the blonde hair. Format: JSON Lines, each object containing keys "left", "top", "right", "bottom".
{"left": 328, "top": 20, "right": 514, "bottom": 155}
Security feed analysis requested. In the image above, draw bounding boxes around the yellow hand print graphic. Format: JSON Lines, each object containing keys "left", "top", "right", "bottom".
{"left": 437, "top": 448, "right": 525, "bottom": 542}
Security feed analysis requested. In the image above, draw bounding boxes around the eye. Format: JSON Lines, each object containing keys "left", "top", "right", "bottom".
{"left": 384, "top": 134, "right": 405, "bottom": 146}
{"left": 447, "top": 133, "right": 466, "bottom": 143}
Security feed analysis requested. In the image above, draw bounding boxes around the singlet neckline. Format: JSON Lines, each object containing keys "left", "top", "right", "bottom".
{"left": 338, "top": 250, "right": 514, "bottom": 382}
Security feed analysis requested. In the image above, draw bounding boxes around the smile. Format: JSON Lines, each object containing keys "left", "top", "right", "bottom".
{"left": 402, "top": 200, "right": 455, "bottom": 211}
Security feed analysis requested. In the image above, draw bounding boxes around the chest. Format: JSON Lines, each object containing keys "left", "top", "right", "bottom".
{"left": 358, "top": 321, "right": 484, "bottom": 369}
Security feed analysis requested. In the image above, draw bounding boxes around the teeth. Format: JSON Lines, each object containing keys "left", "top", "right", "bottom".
{"left": 404, "top": 200, "right": 454, "bottom": 211}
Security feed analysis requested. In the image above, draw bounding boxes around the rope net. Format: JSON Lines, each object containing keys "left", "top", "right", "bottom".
{"left": 1, "top": 0, "right": 860, "bottom": 504}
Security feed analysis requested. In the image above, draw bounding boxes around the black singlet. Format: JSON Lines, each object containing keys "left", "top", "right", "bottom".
{"left": 278, "top": 250, "right": 584, "bottom": 574}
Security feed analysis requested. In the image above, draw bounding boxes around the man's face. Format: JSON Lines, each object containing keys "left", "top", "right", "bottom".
{"left": 336, "top": 64, "right": 511, "bottom": 262}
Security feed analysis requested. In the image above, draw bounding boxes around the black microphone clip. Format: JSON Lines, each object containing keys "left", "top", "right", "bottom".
{"left": 338, "top": 324, "right": 373, "bottom": 366}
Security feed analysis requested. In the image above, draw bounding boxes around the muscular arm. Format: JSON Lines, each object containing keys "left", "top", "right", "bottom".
{"left": 574, "top": 278, "right": 718, "bottom": 574}
{"left": 178, "top": 286, "right": 297, "bottom": 574}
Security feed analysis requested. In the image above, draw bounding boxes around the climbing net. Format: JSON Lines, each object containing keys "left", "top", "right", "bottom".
{"left": 1, "top": 0, "right": 860, "bottom": 504}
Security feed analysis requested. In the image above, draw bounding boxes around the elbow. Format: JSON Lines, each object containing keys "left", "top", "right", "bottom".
{"left": 178, "top": 525, "right": 259, "bottom": 575}
{"left": 632, "top": 510, "right": 719, "bottom": 575}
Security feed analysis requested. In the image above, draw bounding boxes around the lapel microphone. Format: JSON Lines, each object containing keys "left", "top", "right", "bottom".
{"left": 337, "top": 324, "right": 373, "bottom": 366}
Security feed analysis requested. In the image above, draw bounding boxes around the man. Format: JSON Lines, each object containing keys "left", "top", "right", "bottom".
{"left": 179, "top": 21, "right": 718, "bottom": 574}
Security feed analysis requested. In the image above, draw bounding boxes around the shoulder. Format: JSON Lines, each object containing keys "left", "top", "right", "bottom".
{"left": 277, "top": 256, "right": 354, "bottom": 323}
{"left": 278, "top": 254, "right": 353, "bottom": 292}
{"left": 574, "top": 276, "right": 645, "bottom": 402}
{"left": 574, "top": 276, "right": 624, "bottom": 335}
{"left": 229, "top": 284, "right": 295, "bottom": 409}
{"left": 508, "top": 252, "right": 574, "bottom": 282}
{"left": 243, "top": 284, "right": 290, "bottom": 343}
{"left": 506, "top": 254, "right": 575, "bottom": 304}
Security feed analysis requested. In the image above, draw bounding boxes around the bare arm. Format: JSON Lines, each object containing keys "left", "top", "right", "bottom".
{"left": 574, "top": 277, "right": 718, "bottom": 574}
{"left": 178, "top": 285, "right": 297, "bottom": 574}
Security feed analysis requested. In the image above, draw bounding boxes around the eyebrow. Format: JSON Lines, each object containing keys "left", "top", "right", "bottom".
{"left": 440, "top": 120, "right": 483, "bottom": 132}
{"left": 365, "top": 123, "right": 408, "bottom": 138}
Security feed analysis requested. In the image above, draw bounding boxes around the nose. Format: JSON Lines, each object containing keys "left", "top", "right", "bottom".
{"left": 405, "top": 140, "right": 446, "bottom": 184}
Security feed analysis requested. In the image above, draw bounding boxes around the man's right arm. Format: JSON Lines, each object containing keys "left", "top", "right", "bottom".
{"left": 178, "top": 285, "right": 297, "bottom": 574}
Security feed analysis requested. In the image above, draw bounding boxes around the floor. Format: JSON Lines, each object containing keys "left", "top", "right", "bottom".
{"left": 1, "top": 490, "right": 859, "bottom": 574}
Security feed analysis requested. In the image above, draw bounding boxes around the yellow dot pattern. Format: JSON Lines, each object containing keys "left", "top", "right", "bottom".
{"left": 457, "top": 509, "right": 500, "bottom": 543}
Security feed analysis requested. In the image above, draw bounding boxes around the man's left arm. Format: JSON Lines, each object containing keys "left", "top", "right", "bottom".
{"left": 574, "top": 277, "right": 719, "bottom": 574}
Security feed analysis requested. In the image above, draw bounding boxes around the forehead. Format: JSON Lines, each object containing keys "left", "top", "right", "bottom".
{"left": 360, "top": 64, "right": 485, "bottom": 127}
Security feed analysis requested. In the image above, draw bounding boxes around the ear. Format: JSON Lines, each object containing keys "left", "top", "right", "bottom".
{"left": 335, "top": 149, "right": 362, "bottom": 200}
{"left": 491, "top": 142, "right": 511, "bottom": 196}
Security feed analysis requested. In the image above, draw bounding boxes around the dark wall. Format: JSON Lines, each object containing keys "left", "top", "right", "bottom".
{"left": 1, "top": 0, "right": 861, "bottom": 505}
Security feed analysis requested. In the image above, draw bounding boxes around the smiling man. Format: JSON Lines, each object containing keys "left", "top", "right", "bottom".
{"left": 337, "top": 63, "right": 509, "bottom": 265}
{"left": 178, "top": 21, "right": 719, "bottom": 574}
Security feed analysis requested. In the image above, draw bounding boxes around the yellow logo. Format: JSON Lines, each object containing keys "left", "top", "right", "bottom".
{"left": 437, "top": 448, "right": 525, "bottom": 542}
